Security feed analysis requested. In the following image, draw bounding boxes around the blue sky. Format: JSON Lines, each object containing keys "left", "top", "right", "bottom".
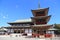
{"left": 0, "top": 0, "right": 60, "bottom": 27}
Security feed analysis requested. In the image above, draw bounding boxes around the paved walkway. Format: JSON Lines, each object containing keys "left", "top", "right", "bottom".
{"left": 0, "top": 35, "right": 60, "bottom": 40}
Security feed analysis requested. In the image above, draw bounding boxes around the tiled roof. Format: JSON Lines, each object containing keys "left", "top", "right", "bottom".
{"left": 8, "top": 19, "right": 32, "bottom": 23}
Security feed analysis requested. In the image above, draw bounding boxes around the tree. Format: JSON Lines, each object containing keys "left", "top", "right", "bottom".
{"left": 54, "top": 24, "right": 60, "bottom": 34}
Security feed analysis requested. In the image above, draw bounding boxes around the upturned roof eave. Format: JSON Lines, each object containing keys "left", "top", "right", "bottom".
{"left": 31, "top": 7, "right": 49, "bottom": 16}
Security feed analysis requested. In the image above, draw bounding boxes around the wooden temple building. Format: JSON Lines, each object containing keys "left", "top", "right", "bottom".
{"left": 0, "top": 2, "right": 56, "bottom": 38}
{"left": 2, "top": 7, "right": 54, "bottom": 38}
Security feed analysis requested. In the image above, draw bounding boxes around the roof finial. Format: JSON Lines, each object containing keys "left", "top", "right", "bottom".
{"left": 38, "top": 0, "right": 40, "bottom": 8}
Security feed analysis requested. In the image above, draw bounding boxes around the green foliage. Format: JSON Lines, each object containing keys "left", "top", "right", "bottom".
{"left": 54, "top": 24, "right": 60, "bottom": 33}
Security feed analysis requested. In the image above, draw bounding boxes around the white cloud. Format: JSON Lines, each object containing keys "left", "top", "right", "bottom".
{"left": 16, "top": 5, "right": 19, "bottom": 8}
{"left": 0, "top": 12, "right": 9, "bottom": 19}
{"left": 0, "top": 14, "right": 8, "bottom": 19}
{"left": 3, "top": 16, "right": 6, "bottom": 19}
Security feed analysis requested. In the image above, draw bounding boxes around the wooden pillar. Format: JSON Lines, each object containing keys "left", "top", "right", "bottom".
{"left": 10, "top": 29, "right": 11, "bottom": 33}
{"left": 24, "top": 28, "right": 25, "bottom": 33}
{"left": 16, "top": 29, "right": 18, "bottom": 33}
{"left": 28, "top": 29, "right": 29, "bottom": 33}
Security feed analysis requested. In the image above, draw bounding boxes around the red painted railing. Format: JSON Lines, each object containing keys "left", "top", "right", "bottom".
{"left": 32, "top": 33, "right": 52, "bottom": 38}
{"left": 44, "top": 34, "right": 52, "bottom": 38}
{"left": 32, "top": 33, "right": 40, "bottom": 38}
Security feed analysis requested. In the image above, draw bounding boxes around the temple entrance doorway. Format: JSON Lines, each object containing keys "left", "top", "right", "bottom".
{"left": 33, "top": 28, "right": 46, "bottom": 35}
{"left": 37, "top": 30, "right": 46, "bottom": 35}
{"left": 14, "top": 29, "right": 24, "bottom": 33}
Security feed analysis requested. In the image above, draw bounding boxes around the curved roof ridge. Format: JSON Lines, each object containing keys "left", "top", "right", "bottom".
{"left": 15, "top": 18, "right": 32, "bottom": 22}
